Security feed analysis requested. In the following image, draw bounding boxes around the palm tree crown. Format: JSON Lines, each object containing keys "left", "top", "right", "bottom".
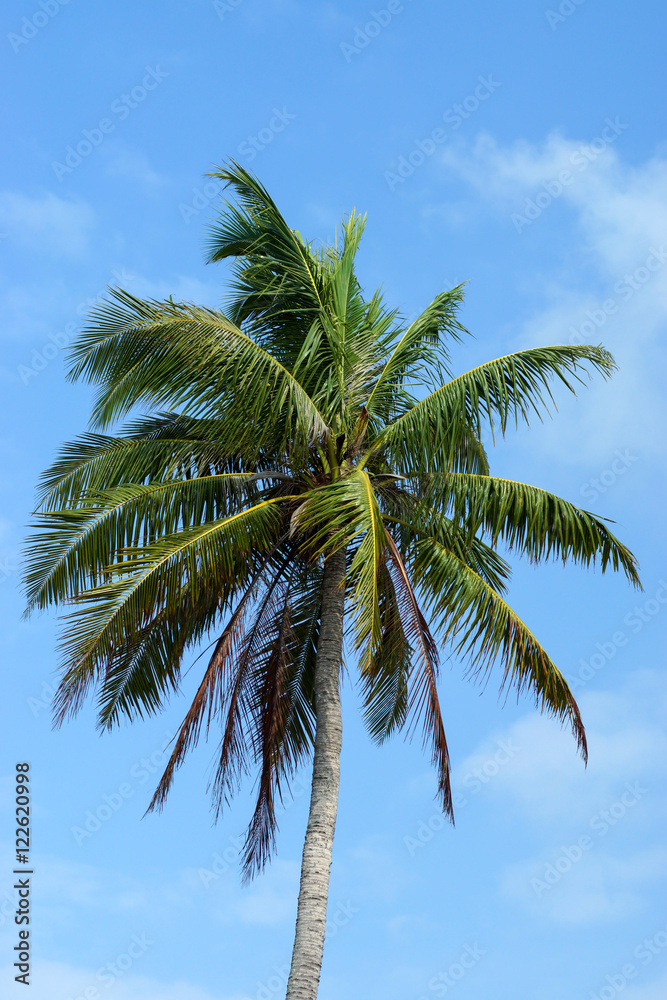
{"left": 25, "top": 163, "right": 639, "bottom": 886}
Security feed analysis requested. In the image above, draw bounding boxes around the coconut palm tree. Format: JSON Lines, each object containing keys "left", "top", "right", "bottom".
{"left": 24, "top": 164, "right": 639, "bottom": 1000}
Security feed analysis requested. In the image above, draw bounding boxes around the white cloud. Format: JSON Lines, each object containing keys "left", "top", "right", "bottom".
{"left": 0, "top": 961, "right": 246, "bottom": 1000}
{"left": 125, "top": 273, "right": 222, "bottom": 309}
{"left": 101, "top": 146, "right": 166, "bottom": 189}
{"left": 0, "top": 191, "right": 94, "bottom": 258}
{"left": 454, "top": 682, "right": 666, "bottom": 828}
{"left": 500, "top": 847, "right": 667, "bottom": 924}
{"left": 453, "top": 672, "right": 667, "bottom": 924}
{"left": 437, "top": 134, "right": 667, "bottom": 461}
{"left": 440, "top": 130, "right": 593, "bottom": 198}
{"left": 229, "top": 859, "right": 298, "bottom": 926}
{"left": 625, "top": 970, "right": 667, "bottom": 1000}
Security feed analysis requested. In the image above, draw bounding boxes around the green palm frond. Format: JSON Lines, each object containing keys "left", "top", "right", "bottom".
{"left": 382, "top": 505, "right": 512, "bottom": 596}
{"left": 366, "top": 284, "right": 469, "bottom": 421}
{"left": 413, "top": 537, "right": 587, "bottom": 760}
{"left": 415, "top": 472, "right": 640, "bottom": 585}
{"left": 53, "top": 500, "right": 284, "bottom": 718}
{"left": 205, "top": 163, "right": 328, "bottom": 362}
{"left": 35, "top": 414, "right": 246, "bottom": 510}
{"left": 24, "top": 473, "right": 275, "bottom": 612}
{"left": 293, "top": 469, "right": 386, "bottom": 663}
{"left": 67, "top": 288, "right": 329, "bottom": 456}
{"left": 378, "top": 345, "right": 616, "bottom": 472}
{"left": 25, "top": 164, "right": 641, "bottom": 855}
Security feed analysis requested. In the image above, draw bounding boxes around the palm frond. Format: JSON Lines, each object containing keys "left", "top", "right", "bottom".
{"left": 52, "top": 500, "right": 284, "bottom": 722}
{"left": 145, "top": 596, "right": 250, "bottom": 814}
{"left": 384, "top": 533, "right": 452, "bottom": 815}
{"left": 378, "top": 345, "right": 616, "bottom": 472}
{"left": 66, "top": 288, "right": 329, "bottom": 457}
{"left": 294, "top": 470, "right": 386, "bottom": 663}
{"left": 366, "top": 284, "right": 469, "bottom": 421}
{"left": 35, "top": 414, "right": 246, "bottom": 510}
{"left": 24, "top": 473, "right": 270, "bottom": 612}
{"left": 208, "top": 551, "right": 297, "bottom": 819}
{"left": 413, "top": 537, "right": 587, "bottom": 761}
{"left": 361, "top": 560, "right": 412, "bottom": 743}
{"left": 381, "top": 504, "right": 512, "bottom": 596}
{"left": 415, "top": 472, "right": 640, "bottom": 585}
{"left": 205, "top": 162, "right": 328, "bottom": 361}
{"left": 25, "top": 165, "right": 639, "bottom": 853}
{"left": 242, "top": 580, "right": 295, "bottom": 880}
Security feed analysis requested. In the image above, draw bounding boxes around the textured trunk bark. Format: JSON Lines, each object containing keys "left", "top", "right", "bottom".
{"left": 285, "top": 546, "right": 346, "bottom": 1000}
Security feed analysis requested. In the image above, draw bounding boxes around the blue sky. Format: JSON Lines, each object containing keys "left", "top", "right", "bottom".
{"left": 1, "top": 1, "right": 666, "bottom": 998}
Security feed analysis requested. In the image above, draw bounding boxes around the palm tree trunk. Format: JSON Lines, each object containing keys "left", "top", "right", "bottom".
{"left": 285, "top": 546, "right": 346, "bottom": 1000}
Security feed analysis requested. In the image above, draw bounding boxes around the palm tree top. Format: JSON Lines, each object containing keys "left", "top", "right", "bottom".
{"left": 24, "top": 161, "right": 640, "bottom": 878}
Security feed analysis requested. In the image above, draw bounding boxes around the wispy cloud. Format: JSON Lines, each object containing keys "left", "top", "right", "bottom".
{"left": 453, "top": 671, "right": 667, "bottom": 826}
{"left": 500, "top": 846, "right": 667, "bottom": 924}
{"left": 101, "top": 144, "right": 166, "bottom": 189}
{"left": 434, "top": 135, "right": 667, "bottom": 462}
{"left": 0, "top": 960, "right": 245, "bottom": 1000}
{"left": 445, "top": 671, "right": 667, "bottom": 925}
{"left": 0, "top": 190, "right": 95, "bottom": 258}
{"left": 625, "top": 970, "right": 667, "bottom": 1000}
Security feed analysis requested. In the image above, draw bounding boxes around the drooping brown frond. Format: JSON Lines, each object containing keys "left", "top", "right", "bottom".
{"left": 241, "top": 586, "right": 295, "bottom": 880}
{"left": 361, "top": 559, "right": 412, "bottom": 744}
{"left": 412, "top": 537, "right": 588, "bottom": 763}
{"left": 208, "top": 553, "right": 295, "bottom": 820}
{"left": 145, "top": 596, "right": 249, "bottom": 814}
{"left": 384, "top": 531, "right": 453, "bottom": 818}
